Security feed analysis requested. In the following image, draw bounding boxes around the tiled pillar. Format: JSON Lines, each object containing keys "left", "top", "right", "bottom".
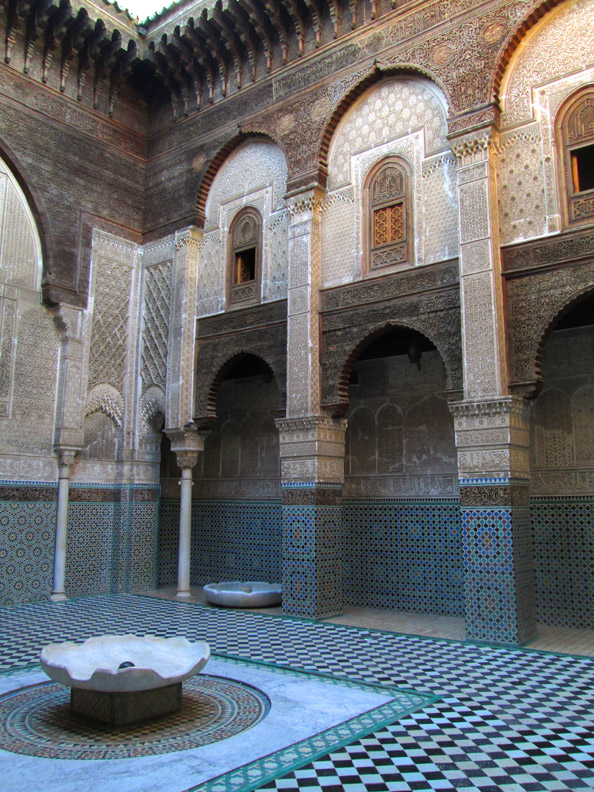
{"left": 166, "top": 426, "right": 204, "bottom": 598}
{"left": 450, "top": 113, "right": 536, "bottom": 644}
{"left": 450, "top": 113, "right": 535, "bottom": 644}
{"left": 277, "top": 417, "right": 347, "bottom": 619}
{"left": 280, "top": 186, "right": 347, "bottom": 618}
{"left": 451, "top": 399, "right": 535, "bottom": 644}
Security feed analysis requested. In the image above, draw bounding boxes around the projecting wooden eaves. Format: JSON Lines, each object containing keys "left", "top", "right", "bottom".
{"left": 0, "top": 0, "right": 412, "bottom": 118}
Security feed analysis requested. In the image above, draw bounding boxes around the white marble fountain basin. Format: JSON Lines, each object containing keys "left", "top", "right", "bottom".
{"left": 40, "top": 634, "right": 210, "bottom": 692}
{"left": 204, "top": 581, "right": 282, "bottom": 608}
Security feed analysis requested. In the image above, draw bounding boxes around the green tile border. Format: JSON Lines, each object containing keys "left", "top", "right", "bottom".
{"left": 181, "top": 656, "right": 436, "bottom": 792}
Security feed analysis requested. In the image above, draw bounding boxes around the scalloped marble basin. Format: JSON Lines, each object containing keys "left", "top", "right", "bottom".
{"left": 40, "top": 634, "right": 210, "bottom": 693}
{"left": 204, "top": 581, "right": 282, "bottom": 608}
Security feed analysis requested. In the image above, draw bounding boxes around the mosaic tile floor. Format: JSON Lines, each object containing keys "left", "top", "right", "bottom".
{"left": 1, "top": 593, "right": 594, "bottom": 791}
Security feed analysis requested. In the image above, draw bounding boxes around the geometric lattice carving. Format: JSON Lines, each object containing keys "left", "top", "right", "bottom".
{"left": 532, "top": 389, "right": 574, "bottom": 467}
{"left": 85, "top": 383, "right": 124, "bottom": 427}
{"left": 89, "top": 258, "right": 131, "bottom": 391}
{"left": 142, "top": 262, "right": 172, "bottom": 391}
{"left": 140, "top": 385, "right": 165, "bottom": 430}
{"left": 573, "top": 384, "right": 594, "bottom": 464}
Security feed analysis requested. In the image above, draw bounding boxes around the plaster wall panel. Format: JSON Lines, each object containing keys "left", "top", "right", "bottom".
{"left": 500, "top": 0, "right": 594, "bottom": 130}
{"left": 498, "top": 0, "right": 594, "bottom": 245}
{"left": 199, "top": 141, "right": 288, "bottom": 318}
{"left": 322, "top": 77, "right": 455, "bottom": 288}
{"left": 0, "top": 156, "right": 58, "bottom": 462}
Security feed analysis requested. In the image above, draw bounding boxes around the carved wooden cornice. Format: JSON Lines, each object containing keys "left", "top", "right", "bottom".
{"left": 1, "top": 0, "right": 566, "bottom": 124}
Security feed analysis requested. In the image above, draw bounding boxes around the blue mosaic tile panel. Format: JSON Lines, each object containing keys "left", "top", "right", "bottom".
{"left": 128, "top": 502, "right": 159, "bottom": 592}
{"left": 281, "top": 495, "right": 343, "bottom": 619}
{"left": 158, "top": 500, "right": 283, "bottom": 588}
{"left": 283, "top": 506, "right": 342, "bottom": 559}
{"left": 157, "top": 498, "right": 179, "bottom": 587}
{"left": 282, "top": 557, "right": 343, "bottom": 619}
{"left": 462, "top": 497, "right": 535, "bottom": 645}
{"left": 532, "top": 497, "right": 594, "bottom": 629}
{"left": 0, "top": 500, "right": 56, "bottom": 606}
{"left": 342, "top": 501, "right": 463, "bottom": 616}
{"left": 66, "top": 502, "right": 114, "bottom": 596}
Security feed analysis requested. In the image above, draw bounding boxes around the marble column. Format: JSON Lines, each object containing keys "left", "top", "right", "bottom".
{"left": 449, "top": 110, "right": 536, "bottom": 644}
{"left": 50, "top": 304, "right": 85, "bottom": 603}
{"left": 50, "top": 449, "right": 77, "bottom": 602}
{"left": 166, "top": 427, "right": 204, "bottom": 599}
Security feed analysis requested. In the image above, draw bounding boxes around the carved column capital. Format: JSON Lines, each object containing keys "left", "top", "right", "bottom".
{"left": 165, "top": 424, "right": 207, "bottom": 469}
{"left": 448, "top": 121, "right": 500, "bottom": 168}
{"left": 55, "top": 448, "right": 77, "bottom": 475}
{"left": 451, "top": 396, "right": 530, "bottom": 482}
{"left": 174, "top": 225, "right": 203, "bottom": 251}
{"left": 276, "top": 415, "right": 347, "bottom": 485}
{"left": 285, "top": 185, "right": 326, "bottom": 222}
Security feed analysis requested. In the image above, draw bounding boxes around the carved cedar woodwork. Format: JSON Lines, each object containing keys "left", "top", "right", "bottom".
{"left": 503, "top": 227, "right": 594, "bottom": 396}
{"left": 194, "top": 300, "right": 287, "bottom": 423}
{"left": 320, "top": 260, "right": 462, "bottom": 413}
{"left": 556, "top": 86, "right": 594, "bottom": 229}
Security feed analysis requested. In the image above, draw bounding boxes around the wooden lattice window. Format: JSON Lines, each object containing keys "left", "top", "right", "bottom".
{"left": 365, "top": 157, "right": 412, "bottom": 275}
{"left": 227, "top": 207, "right": 261, "bottom": 308}
{"left": 557, "top": 86, "right": 594, "bottom": 228}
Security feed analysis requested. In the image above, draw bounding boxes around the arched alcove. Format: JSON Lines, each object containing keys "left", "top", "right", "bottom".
{"left": 342, "top": 324, "right": 461, "bottom": 617}
{"left": 531, "top": 291, "right": 594, "bottom": 628}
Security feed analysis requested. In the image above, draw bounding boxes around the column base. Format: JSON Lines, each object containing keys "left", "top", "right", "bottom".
{"left": 176, "top": 590, "right": 192, "bottom": 599}
{"left": 49, "top": 592, "right": 68, "bottom": 603}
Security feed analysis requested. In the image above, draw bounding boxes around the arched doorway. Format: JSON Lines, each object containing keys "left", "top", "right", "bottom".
{"left": 342, "top": 326, "right": 462, "bottom": 615}
{"left": 531, "top": 292, "right": 594, "bottom": 629}
{"left": 193, "top": 353, "right": 282, "bottom": 586}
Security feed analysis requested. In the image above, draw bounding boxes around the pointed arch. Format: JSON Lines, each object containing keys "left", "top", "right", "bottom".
{"left": 491, "top": 0, "right": 565, "bottom": 107}
{"left": 0, "top": 138, "right": 51, "bottom": 291}
{"left": 316, "top": 64, "right": 452, "bottom": 180}
{"left": 195, "top": 131, "right": 288, "bottom": 225}
{"left": 534, "top": 285, "right": 594, "bottom": 390}
{"left": 334, "top": 321, "right": 453, "bottom": 414}
{"left": 202, "top": 350, "right": 276, "bottom": 421}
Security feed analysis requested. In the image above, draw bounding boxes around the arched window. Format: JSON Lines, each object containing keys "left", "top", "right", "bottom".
{"left": 227, "top": 207, "right": 261, "bottom": 308}
{"left": 364, "top": 157, "right": 412, "bottom": 275}
{"left": 556, "top": 86, "right": 594, "bottom": 228}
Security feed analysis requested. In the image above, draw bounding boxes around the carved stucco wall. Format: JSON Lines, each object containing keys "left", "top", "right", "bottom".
{"left": 79, "top": 231, "right": 142, "bottom": 482}
{"left": 0, "top": 156, "right": 59, "bottom": 478}
{"left": 136, "top": 237, "right": 174, "bottom": 463}
{"left": 344, "top": 351, "right": 458, "bottom": 498}
{"left": 198, "top": 140, "right": 288, "bottom": 317}
{"left": 321, "top": 77, "right": 458, "bottom": 288}
{"left": 498, "top": 0, "right": 594, "bottom": 245}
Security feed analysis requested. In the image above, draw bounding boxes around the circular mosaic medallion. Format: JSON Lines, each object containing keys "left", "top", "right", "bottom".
{"left": 0, "top": 675, "right": 269, "bottom": 760}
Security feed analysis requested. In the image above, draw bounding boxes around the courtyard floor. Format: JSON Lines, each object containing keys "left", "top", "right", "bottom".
{"left": 0, "top": 592, "right": 593, "bottom": 791}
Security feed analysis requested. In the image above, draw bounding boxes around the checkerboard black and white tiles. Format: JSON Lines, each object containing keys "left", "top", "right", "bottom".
{"left": 1, "top": 593, "right": 594, "bottom": 791}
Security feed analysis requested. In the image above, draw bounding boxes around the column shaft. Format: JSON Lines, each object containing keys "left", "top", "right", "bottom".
{"left": 50, "top": 451, "right": 76, "bottom": 602}
{"left": 177, "top": 467, "right": 193, "bottom": 598}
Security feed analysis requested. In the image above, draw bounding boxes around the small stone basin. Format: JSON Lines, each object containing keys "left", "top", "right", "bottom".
{"left": 40, "top": 634, "right": 210, "bottom": 692}
{"left": 204, "top": 581, "right": 282, "bottom": 608}
{"left": 40, "top": 635, "right": 210, "bottom": 725}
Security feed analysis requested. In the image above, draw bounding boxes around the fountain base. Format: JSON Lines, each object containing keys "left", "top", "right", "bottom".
{"left": 70, "top": 682, "right": 182, "bottom": 725}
